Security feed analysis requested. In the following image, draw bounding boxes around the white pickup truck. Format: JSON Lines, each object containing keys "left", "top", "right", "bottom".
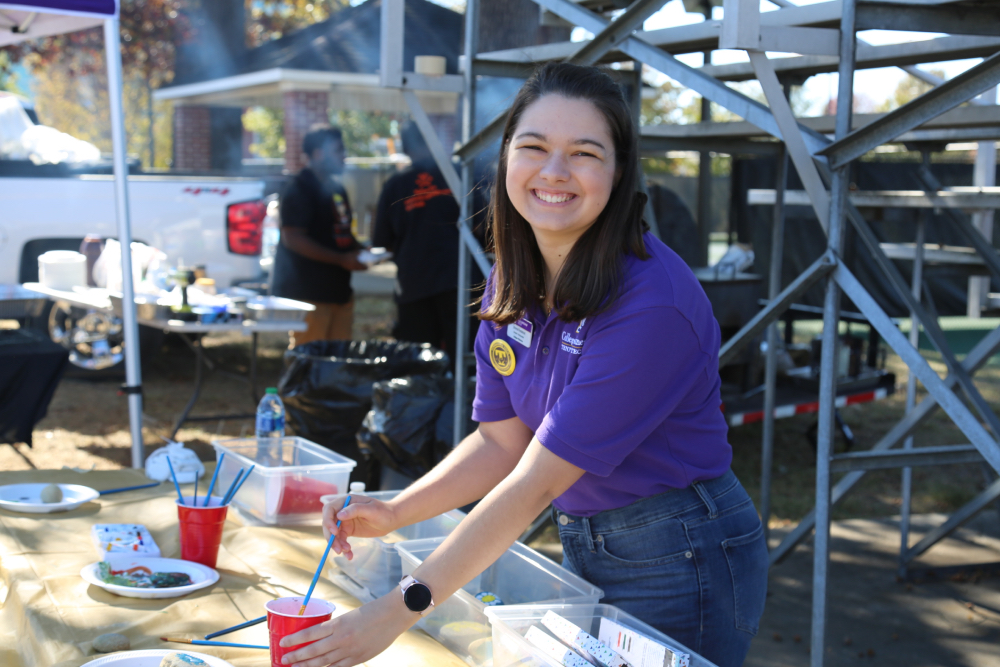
{"left": 1, "top": 95, "right": 271, "bottom": 371}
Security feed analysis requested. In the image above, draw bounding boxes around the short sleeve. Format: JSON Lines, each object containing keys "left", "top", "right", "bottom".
{"left": 471, "top": 279, "right": 517, "bottom": 423}
{"left": 536, "top": 306, "right": 715, "bottom": 477}
{"left": 278, "top": 183, "right": 311, "bottom": 230}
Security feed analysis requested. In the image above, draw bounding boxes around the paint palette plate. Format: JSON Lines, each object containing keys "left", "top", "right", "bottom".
{"left": 0, "top": 483, "right": 99, "bottom": 514}
{"left": 84, "top": 649, "right": 234, "bottom": 666}
{"left": 81, "top": 557, "right": 219, "bottom": 599}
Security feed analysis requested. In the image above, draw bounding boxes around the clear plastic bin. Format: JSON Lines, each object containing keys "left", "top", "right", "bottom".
{"left": 486, "top": 603, "right": 716, "bottom": 667}
{"left": 331, "top": 491, "right": 465, "bottom": 600}
{"left": 211, "top": 437, "right": 356, "bottom": 525}
{"left": 396, "top": 537, "right": 604, "bottom": 664}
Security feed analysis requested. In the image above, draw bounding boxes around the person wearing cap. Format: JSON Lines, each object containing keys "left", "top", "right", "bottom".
{"left": 279, "top": 63, "right": 767, "bottom": 667}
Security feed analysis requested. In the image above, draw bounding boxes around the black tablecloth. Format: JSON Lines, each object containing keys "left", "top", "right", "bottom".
{"left": 0, "top": 329, "right": 68, "bottom": 447}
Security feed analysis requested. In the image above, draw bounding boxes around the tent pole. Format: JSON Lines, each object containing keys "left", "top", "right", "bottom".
{"left": 104, "top": 17, "right": 145, "bottom": 469}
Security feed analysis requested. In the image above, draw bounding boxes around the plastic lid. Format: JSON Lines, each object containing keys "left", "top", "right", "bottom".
{"left": 349, "top": 482, "right": 366, "bottom": 493}
{"left": 265, "top": 387, "right": 278, "bottom": 394}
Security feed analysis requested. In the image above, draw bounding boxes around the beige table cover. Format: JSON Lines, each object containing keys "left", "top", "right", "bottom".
{"left": 0, "top": 469, "right": 466, "bottom": 667}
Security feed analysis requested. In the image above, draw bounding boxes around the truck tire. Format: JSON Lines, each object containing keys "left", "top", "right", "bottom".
{"left": 32, "top": 300, "right": 163, "bottom": 378}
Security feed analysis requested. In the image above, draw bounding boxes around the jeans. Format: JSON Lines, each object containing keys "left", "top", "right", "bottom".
{"left": 556, "top": 469, "right": 768, "bottom": 667}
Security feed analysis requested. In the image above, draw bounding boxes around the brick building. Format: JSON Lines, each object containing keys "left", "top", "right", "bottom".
{"left": 157, "top": 0, "right": 463, "bottom": 173}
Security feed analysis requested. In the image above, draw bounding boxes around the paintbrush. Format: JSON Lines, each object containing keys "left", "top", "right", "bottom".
{"left": 204, "top": 614, "right": 266, "bottom": 640}
{"left": 98, "top": 481, "right": 161, "bottom": 495}
{"left": 202, "top": 452, "right": 225, "bottom": 506}
{"left": 298, "top": 494, "right": 352, "bottom": 615}
{"left": 161, "top": 636, "right": 268, "bottom": 650}
{"left": 166, "top": 456, "right": 184, "bottom": 505}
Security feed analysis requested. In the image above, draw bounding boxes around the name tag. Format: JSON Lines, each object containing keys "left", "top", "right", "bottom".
{"left": 507, "top": 318, "right": 533, "bottom": 348}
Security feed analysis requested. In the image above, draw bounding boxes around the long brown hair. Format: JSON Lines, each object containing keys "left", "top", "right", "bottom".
{"left": 479, "top": 62, "right": 649, "bottom": 326}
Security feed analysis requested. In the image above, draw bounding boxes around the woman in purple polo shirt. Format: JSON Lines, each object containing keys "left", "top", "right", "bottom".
{"left": 279, "top": 63, "right": 768, "bottom": 667}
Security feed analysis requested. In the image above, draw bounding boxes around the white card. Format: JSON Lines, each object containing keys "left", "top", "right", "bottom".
{"left": 507, "top": 317, "right": 533, "bottom": 348}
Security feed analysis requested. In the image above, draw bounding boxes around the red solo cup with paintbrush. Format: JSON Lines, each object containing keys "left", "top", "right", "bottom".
{"left": 266, "top": 597, "right": 335, "bottom": 667}
{"left": 177, "top": 495, "right": 228, "bottom": 568}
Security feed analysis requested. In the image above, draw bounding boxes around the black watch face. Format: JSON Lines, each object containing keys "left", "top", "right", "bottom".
{"left": 403, "top": 582, "right": 433, "bottom": 612}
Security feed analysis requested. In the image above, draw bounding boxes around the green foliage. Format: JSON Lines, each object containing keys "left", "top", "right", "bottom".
{"left": 0, "top": 53, "right": 22, "bottom": 94}
{"left": 332, "top": 110, "right": 400, "bottom": 158}
{"left": 639, "top": 78, "right": 682, "bottom": 126}
{"left": 241, "top": 106, "right": 403, "bottom": 159}
{"left": 876, "top": 70, "right": 946, "bottom": 113}
{"left": 2, "top": 0, "right": 190, "bottom": 169}
{"left": 30, "top": 64, "right": 174, "bottom": 169}
{"left": 246, "top": 0, "right": 351, "bottom": 47}
{"left": 243, "top": 107, "right": 286, "bottom": 157}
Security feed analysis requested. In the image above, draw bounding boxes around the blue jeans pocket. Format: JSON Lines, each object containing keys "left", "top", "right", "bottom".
{"left": 597, "top": 519, "right": 693, "bottom": 568}
{"left": 722, "top": 523, "right": 768, "bottom": 635}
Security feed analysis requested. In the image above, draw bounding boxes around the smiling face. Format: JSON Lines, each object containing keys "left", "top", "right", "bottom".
{"left": 505, "top": 94, "right": 617, "bottom": 248}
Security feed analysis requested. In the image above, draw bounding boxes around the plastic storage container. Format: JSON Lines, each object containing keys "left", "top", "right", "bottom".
{"left": 211, "top": 437, "right": 356, "bottom": 525}
{"left": 486, "top": 603, "right": 716, "bottom": 667}
{"left": 331, "top": 491, "right": 465, "bottom": 600}
{"left": 396, "top": 537, "right": 604, "bottom": 663}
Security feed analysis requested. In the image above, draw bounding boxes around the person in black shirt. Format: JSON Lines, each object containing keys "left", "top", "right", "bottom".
{"left": 373, "top": 122, "right": 461, "bottom": 355}
{"left": 273, "top": 125, "right": 367, "bottom": 347}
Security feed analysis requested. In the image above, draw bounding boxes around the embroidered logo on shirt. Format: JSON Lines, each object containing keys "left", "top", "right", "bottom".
{"left": 489, "top": 339, "right": 516, "bottom": 376}
{"left": 404, "top": 172, "right": 452, "bottom": 211}
{"left": 560, "top": 331, "right": 584, "bottom": 355}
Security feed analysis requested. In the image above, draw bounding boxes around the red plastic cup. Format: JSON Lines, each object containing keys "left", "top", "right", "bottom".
{"left": 177, "top": 495, "right": 228, "bottom": 568}
{"left": 272, "top": 475, "right": 340, "bottom": 516}
{"left": 265, "top": 596, "right": 335, "bottom": 667}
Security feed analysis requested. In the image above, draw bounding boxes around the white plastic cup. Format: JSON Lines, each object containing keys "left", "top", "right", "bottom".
{"left": 414, "top": 55, "right": 446, "bottom": 76}
{"left": 38, "top": 251, "right": 87, "bottom": 290}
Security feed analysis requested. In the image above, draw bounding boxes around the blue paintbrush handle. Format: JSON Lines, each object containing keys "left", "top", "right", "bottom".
{"left": 165, "top": 457, "right": 184, "bottom": 505}
{"left": 190, "top": 639, "right": 268, "bottom": 649}
{"left": 204, "top": 614, "right": 266, "bottom": 640}
{"left": 227, "top": 463, "right": 255, "bottom": 502}
{"left": 221, "top": 467, "right": 245, "bottom": 505}
{"left": 301, "top": 495, "right": 352, "bottom": 611}
{"left": 98, "top": 481, "right": 161, "bottom": 495}
{"left": 203, "top": 453, "right": 225, "bottom": 506}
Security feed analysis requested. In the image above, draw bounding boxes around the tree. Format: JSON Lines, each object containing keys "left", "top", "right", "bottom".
{"left": 246, "top": 0, "right": 351, "bottom": 47}
{"left": 29, "top": 63, "right": 173, "bottom": 168}
{"left": 876, "top": 70, "right": 946, "bottom": 113}
{"left": 3, "top": 0, "right": 193, "bottom": 167}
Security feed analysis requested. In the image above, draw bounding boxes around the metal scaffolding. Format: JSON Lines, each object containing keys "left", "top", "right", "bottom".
{"left": 378, "top": 1, "right": 1000, "bottom": 664}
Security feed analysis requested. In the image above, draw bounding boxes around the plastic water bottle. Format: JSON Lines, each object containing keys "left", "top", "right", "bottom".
{"left": 255, "top": 387, "right": 286, "bottom": 439}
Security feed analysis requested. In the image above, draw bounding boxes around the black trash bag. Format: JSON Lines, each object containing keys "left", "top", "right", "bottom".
{"left": 357, "top": 376, "right": 454, "bottom": 480}
{"left": 278, "top": 340, "right": 450, "bottom": 486}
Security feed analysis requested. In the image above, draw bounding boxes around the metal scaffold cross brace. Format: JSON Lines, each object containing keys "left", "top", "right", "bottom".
{"left": 378, "top": 1, "right": 1000, "bottom": 663}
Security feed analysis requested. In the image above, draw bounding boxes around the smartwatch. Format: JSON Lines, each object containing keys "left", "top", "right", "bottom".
{"left": 399, "top": 575, "right": 435, "bottom": 615}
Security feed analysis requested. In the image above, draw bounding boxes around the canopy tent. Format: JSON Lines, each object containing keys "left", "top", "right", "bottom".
{"left": 1, "top": 0, "right": 145, "bottom": 468}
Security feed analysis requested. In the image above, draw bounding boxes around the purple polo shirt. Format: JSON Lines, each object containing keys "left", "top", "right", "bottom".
{"left": 472, "top": 232, "right": 731, "bottom": 517}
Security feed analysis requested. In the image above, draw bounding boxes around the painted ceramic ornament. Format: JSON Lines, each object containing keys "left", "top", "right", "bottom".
{"left": 475, "top": 591, "right": 503, "bottom": 606}
{"left": 159, "top": 653, "right": 207, "bottom": 667}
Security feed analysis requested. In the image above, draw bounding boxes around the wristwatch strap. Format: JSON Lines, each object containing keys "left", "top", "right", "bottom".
{"left": 399, "top": 575, "right": 435, "bottom": 616}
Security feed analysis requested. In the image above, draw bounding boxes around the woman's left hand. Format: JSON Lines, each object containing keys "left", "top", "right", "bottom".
{"left": 280, "top": 592, "right": 416, "bottom": 667}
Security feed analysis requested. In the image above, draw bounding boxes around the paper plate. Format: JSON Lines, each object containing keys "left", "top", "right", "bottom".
{"left": 81, "top": 557, "right": 219, "bottom": 599}
{"left": 0, "top": 483, "right": 99, "bottom": 513}
{"left": 84, "top": 649, "right": 234, "bottom": 666}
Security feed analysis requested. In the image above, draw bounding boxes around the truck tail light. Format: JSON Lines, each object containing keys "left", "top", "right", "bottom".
{"left": 227, "top": 200, "right": 267, "bottom": 255}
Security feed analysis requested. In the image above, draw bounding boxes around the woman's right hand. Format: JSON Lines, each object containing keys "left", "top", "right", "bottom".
{"left": 321, "top": 494, "right": 398, "bottom": 560}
